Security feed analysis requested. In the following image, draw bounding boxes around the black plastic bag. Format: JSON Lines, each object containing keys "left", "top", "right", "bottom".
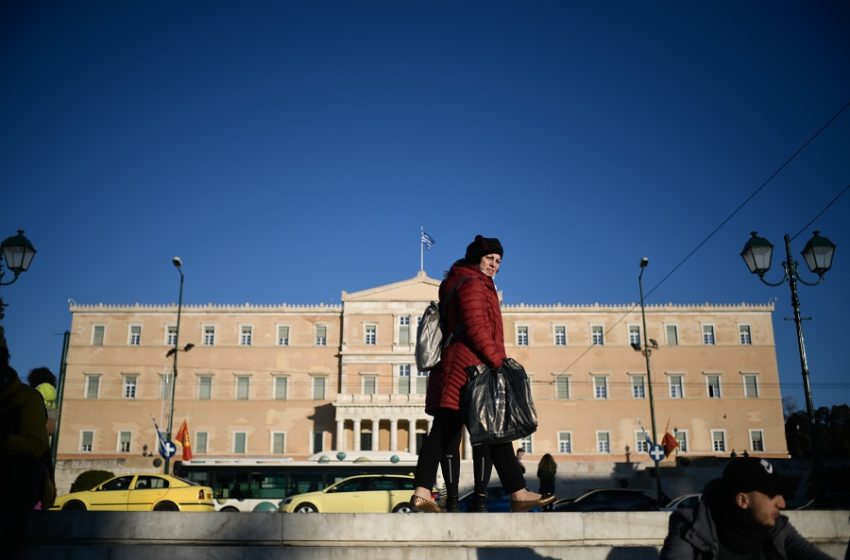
{"left": 464, "top": 358, "right": 538, "bottom": 445}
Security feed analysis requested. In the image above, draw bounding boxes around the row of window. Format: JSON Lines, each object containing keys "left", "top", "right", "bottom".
{"left": 92, "top": 324, "right": 329, "bottom": 348}
{"left": 77, "top": 427, "right": 767, "bottom": 456}
{"left": 517, "top": 428, "right": 766, "bottom": 455}
{"left": 82, "top": 370, "right": 760, "bottom": 402}
{"left": 92, "top": 321, "right": 755, "bottom": 349}
{"left": 553, "top": 372, "right": 760, "bottom": 400}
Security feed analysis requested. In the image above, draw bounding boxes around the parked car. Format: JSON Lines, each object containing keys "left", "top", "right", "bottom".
{"left": 552, "top": 489, "right": 659, "bottom": 512}
{"left": 280, "top": 474, "right": 416, "bottom": 513}
{"left": 455, "top": 485, "right": 513, "bottom": 512}
{"left": 50, "top": 473, "right": 214, "bottom": 512}
{"left": 661, "top": 493, "right": 702, "bottom": 512}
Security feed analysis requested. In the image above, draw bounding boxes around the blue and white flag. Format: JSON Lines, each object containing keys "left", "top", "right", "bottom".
{"left": 420, "top": 231, "right": 435, "bottom": 250}
{"left": 152, "top": 416, "right": 168, "bottom": 454}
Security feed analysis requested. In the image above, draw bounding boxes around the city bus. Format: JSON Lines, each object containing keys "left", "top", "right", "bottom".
{"left": 174, "top": 451, "right": 419, "bottom": 512}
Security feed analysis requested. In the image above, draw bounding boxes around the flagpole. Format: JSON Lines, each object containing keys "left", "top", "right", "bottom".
{"left": 420, "top": 227, "right": 424, "bottom": 272}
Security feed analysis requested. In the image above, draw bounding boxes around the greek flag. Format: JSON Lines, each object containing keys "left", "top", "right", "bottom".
{"left": 421, "top": 231, "right": 435, "bottom": 250}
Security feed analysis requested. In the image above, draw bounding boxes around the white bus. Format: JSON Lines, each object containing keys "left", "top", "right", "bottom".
{"left": 175, "top": 451, "right": 418, "bottom": 512}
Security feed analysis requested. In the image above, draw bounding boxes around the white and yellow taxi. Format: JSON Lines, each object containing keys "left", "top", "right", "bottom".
{"left": 280, "top": 474, "right": 415, "bottom": 513}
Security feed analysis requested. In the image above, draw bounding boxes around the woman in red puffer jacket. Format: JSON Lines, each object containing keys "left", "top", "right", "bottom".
{"left": 410, "top": 235, "right": 555, "bottom": 513}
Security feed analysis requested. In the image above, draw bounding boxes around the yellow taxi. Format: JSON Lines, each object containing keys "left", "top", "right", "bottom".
{"left": 50, "top": 473, "right": 214, "bottom": 512}
{"left": 280, "top": 474, "right": 415, "bottom": 513}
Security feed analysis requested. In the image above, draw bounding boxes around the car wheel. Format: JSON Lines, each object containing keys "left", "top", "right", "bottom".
{"left": 294, "top": 503, "right": 318, "bottom": 513}
{"left": 153, "top": 501, "right": 179, "bottom": 511}
{"left": 220, "top": 506, "right": 240, "bottom": 512}
{"left": 392, "top": 503, "right": 413, "bottom": 513}
{"left": 62, "top": 501, "right": 86, "bottom": 511}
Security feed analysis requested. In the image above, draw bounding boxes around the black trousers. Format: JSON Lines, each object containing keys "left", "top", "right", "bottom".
{"left": 415, "top": 408, "right": 525, "bottom": 494}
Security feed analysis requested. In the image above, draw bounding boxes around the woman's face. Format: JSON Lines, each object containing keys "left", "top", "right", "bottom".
{"left": 479, "top": 253, "right": 501, "bottom": 277}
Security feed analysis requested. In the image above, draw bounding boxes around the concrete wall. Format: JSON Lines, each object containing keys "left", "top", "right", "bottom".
{"left": 25, "top": 510, "right": 850, "bottom": 560}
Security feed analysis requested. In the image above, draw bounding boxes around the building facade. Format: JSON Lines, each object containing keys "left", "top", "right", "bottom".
{"left": 57, "top": 272, "right": 787, "bottom": 466}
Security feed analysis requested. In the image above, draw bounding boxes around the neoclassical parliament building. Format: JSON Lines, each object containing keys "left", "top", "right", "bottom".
{"left": 58, "top": 271, "right": 788, "bottom": 467}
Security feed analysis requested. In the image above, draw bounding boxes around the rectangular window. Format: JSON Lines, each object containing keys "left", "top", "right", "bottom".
{"left": 315, "top": 325, "right": 327, "bottom": 346}
{"left": 160, "top": 373, "right": 170, "bottom": 400}
{"left": 85, "top": 375, "right": 100, "bottom": 399}
{"left": 235, "top": 376, "right": 250, "bottom": 400}
{"left": 240, "top": 325, "right": 253, "bottom": 346}
{"left": 129, "top": 325, "right": 142, "bottom": 346}
{"left": 277, "top": 325, "right": 290, "bottom": 346}
{"left": 635, "top": 431, "right": 648, "bottom": 453}
{"left": 362, "top": 375, "right": 377, "bottom": 395}
{"left": 665, "top": 324, "right": 678, "bottom": 346}
{"left": 703, "top": 325, "right": 716, "bottom": 345}
{"left": 555, "top": 376, "right": 570, "bottom": 400}
{"left": 203, "top": 325, "right": 215, "bottom": 346}
{"left": 195, "top": 432, "right": 208, "bottom": 454}
{"left": 398, "top": 364, "right": 411, "bottom": 394}
{"left": 118, "top": 431, "right": 131, "bottom": 453}
{"left": 750, "top": 430, "right": 765, "bottom": 452}
{"left": 166, "top": 325, "right": 177, "bottom": 346}
{"left": 739, "top": 325, "right": 752, "bottom": 345}
{"left": 554, "top": 325, "right": 566, "bottom": 346}
{"left": 706, "top": 375, "right": 721, "bottom": 399}
{"left": 669, "top": 375, "right": 684, "bottom": 399}
{"left": 81, "top": 430, "right": 94, "bottom": 452}
{"left": 364, "top": 324, "right": 377, "bottom": 345}
{"left": 518, "top": 436, "right": 533, "bottom": 453}
{"left": 516, "top": 325, "right": 529, "bottom": 346}
{"left": 312, "top": 376, "right": 326, "bottom": 400}
{"left": 272, "top": 432, "right": 286, "bottom": 454}
{"left": 597, "top": 431, "right": 611, "bottom": 453}
{"left": 675, "top": 430, "right": 688, "bottom": 452}
{"left": 122, "top": 375, "right": 138, "bottom": 399}
{"left": 591, "top": 325, "right": 604, "bottom": 346}
{"left": 631, "top": 375, "right": 646, "bottom": 399}
{"left": 198, "top": 376, "right": 212, "bottom": 400}
{"left": 398, "top": 315, "right": 411, "bottom": 346}
{"left": 416, "top": 370, "right": 428, "bottom": 394}
{"left": 92, "top": 325, "right": 105, "bottom": 346}
{"left": 312, "top": 431, "right": 324, "bottom": 453}
{"left": 274, "top": 376, "right": 288, "bottom": 400}
{"left": 743, "top": 374, "right": 759, "bottom": 398}
{"left": 628, "top": 325, "right": 641, "bottom": 346}
{"left": 711, "top": 430, "right": 726, "bottom": 452}
{"left": 233, "top": 432, "right": 247, "bottom": 454}
{"left": 558, "top": 432, "right": 572, "bottom": 454}
{"left": 593, "top": 376, "right": 608, "bottom": 399}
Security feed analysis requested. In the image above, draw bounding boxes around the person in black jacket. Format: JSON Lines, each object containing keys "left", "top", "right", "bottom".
{"left": 660, "top": 457, "right": 834, "bottom": 559}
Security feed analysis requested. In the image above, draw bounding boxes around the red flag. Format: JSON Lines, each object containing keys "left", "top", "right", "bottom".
{"left": 662, "top": 432, "right": 679, "bottom": 458}
{"left": 175, "top": 419, "right": 193, "bottom": 461}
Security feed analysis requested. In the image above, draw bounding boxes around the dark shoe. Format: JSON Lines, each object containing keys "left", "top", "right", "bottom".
{"left": 444, "top": 495, "right": 458, "bottom": 512}
{"left": 510, "top": 493, "right": 556, "bottom": 513}
{"left": 410, "top": 495, "right": 442, "bottom": 513}
{"left": 469, "top": 492, "right": 488, "bottom": 513}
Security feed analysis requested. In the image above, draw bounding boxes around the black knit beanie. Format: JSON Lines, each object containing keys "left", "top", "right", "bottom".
{"left": 464, "top": 235, "right": 503, "bottom": 264}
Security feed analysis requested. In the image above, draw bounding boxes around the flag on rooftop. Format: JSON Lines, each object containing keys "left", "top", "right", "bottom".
{"left": 420, "top": 230, "right": 435, "bottom": 249}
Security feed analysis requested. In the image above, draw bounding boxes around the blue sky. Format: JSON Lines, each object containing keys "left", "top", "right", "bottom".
{"left": 2, "top": 1, "right": 848, "bottom": 410}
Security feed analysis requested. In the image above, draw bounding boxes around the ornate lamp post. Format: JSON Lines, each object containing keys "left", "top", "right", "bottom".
{"left": 740, "top": 231, "right": 836, "bottom": 443}
{"left": 163, "top": 256, "right": 191, "bottom": 474}
{"left": 0, "top": 230, "right": 37, "bottom": 343}
{"left": 635, "top": 257, "right": 663, "bottom": 504}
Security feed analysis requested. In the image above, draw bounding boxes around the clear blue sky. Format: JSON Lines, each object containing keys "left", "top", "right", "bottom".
{"left": 2, "top": 1, "right": 848, "bottom": 411}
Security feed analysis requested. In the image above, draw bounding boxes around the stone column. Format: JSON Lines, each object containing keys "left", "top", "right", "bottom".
{"left": 336, "top": 419, "right": 345, "bottom": 451}
{"left": 371, "top": 419, "right": 379, "bottom": 451}
{"left": 353, "top": 418, "right": 361, "bottom": 451}
{"left": 390, "top": 419, "right": 398, "bottom": 451}
{"left": 408, "top": 418, "right": 417, "bottom": 454}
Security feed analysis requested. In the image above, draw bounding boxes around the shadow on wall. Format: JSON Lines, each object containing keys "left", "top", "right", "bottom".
{"left": 473, "top": 547, "right": 659, "bottom": 560}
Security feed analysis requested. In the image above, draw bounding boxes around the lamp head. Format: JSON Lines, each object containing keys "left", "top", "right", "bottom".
{"left": 640, "top": 257, "right": 649, "bottom": 268}
{"left": 172, "top": 256, "right": 183, "bottom": 268}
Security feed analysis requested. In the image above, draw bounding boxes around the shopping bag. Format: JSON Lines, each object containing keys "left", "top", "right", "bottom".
{"left": 464, "top": 358, "right": 537, "bottom": 445}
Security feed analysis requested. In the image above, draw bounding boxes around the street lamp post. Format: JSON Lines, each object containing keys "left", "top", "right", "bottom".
{"left": 163, "top": 256, "right": 186, "bottom": 475}
{"left": 637, "top": 257, "right": 663, "bottom": 504}
{"left": 740, "top": 231, "right": 836, "bottom": 447}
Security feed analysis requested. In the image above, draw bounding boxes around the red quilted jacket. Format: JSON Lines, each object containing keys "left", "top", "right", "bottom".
{"left": 425, "top": 261, "right": 506, "bottom": 413}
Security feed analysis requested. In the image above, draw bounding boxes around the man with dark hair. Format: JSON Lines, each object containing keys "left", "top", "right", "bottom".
{"left": 661, "top": 458, "right": 834, "bottom": 559}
